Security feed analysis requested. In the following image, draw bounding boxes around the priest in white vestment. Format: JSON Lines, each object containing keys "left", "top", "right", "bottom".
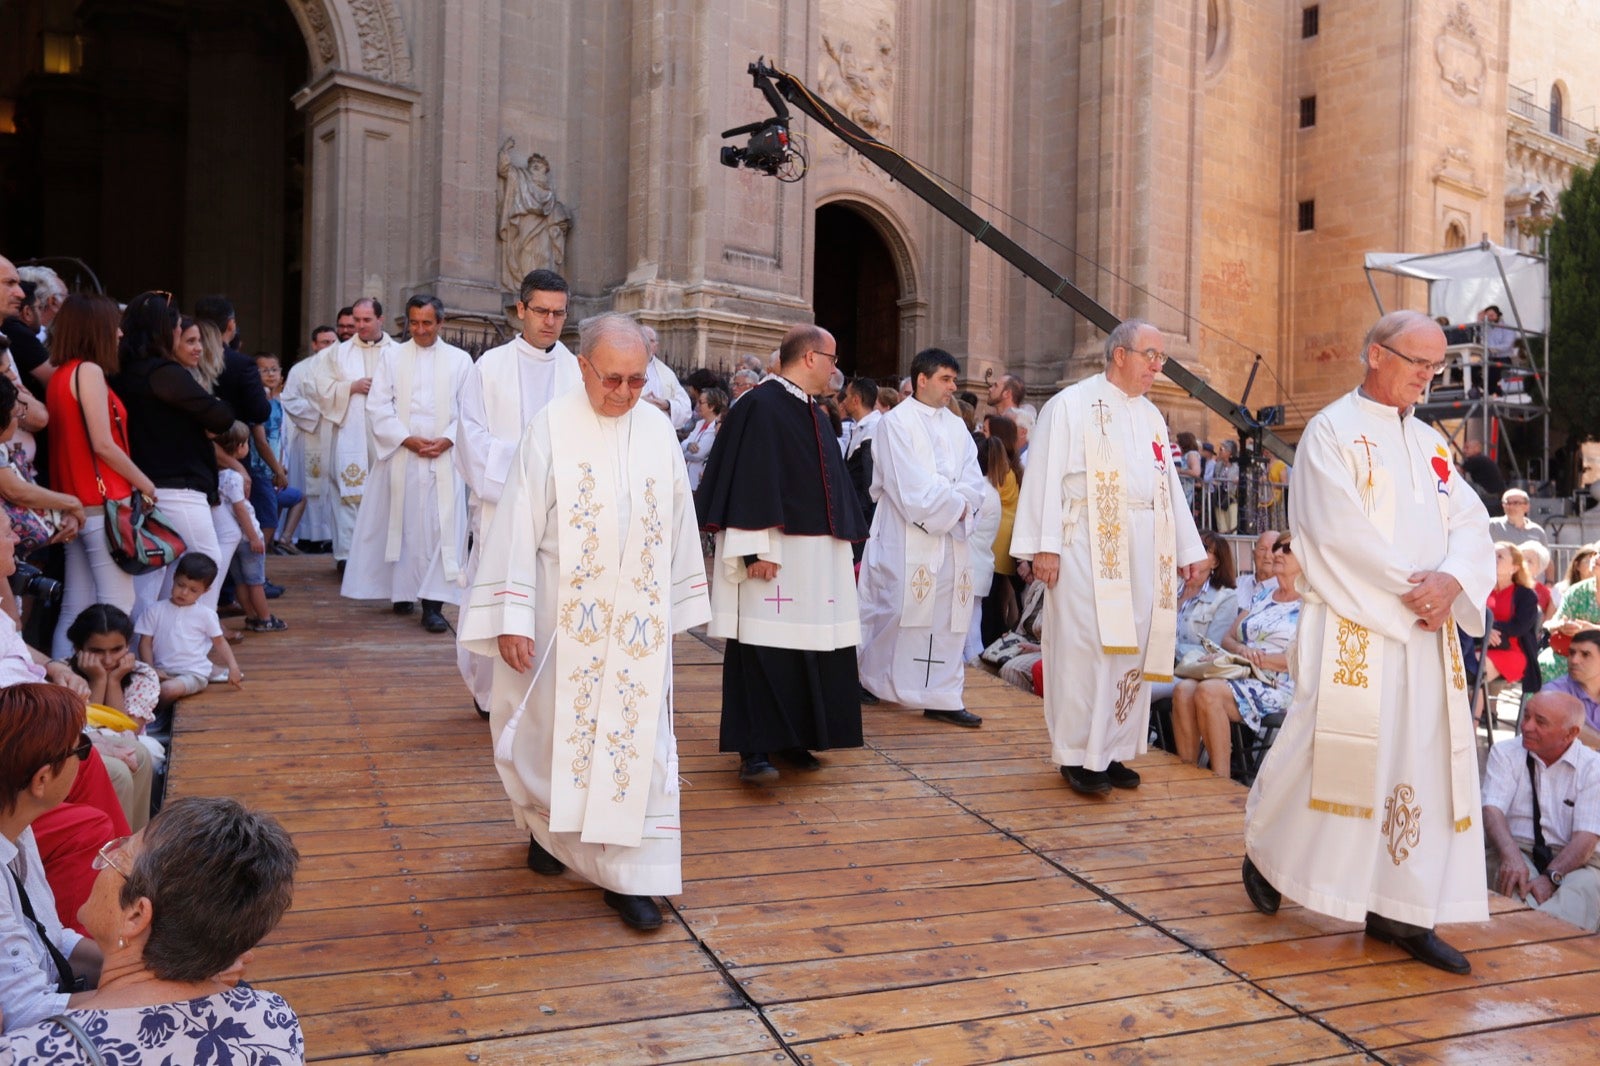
{"left": 279, "top": 327, "right": 337, "bottom": 545}
{"left": 1242, "top": 311, "right": 1494, "bottom": 975}
{"left": 858, "top": 348, "right": 988, "bottom": 726}
{"left": 455, "top": 269, "right": 583, "bottom": 717}
{"left": 340, "top": 297, "right": 472, "bottom": 632}
{"left": 459, "top": 313, "right": 710, "bottom": 932}
{"left": 311, "top": 297, "right": 398, "bottom": 566}
{"left": 1011, "top": 319, "right": 1205, "bottom": 795}
{"left": 639, "top": 325, "right": 692, "bottom": 430}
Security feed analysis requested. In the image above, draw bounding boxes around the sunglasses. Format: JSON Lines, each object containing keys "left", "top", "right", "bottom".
{"left": 1272, "top": 543, "right": 1293, "bottom": 555}
{"left": 52, "top": 731, "right": 92, "bottom": 764}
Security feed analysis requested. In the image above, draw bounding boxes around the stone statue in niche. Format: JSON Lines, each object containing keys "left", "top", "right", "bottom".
{"left": 497, "top": 138, "right": 572, "bottom": 292}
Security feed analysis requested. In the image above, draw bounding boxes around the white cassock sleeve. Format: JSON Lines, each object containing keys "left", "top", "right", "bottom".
{"left": 312, "top": 346, "right": 354, "bottom": 425}
{"left": 455, "top": 365, "right": 513, "bottom": 505}
{"left": 280, "top": 358, "right": 322, "bottom": 433}
{"left": 365, "top": 350, "right": 407, "bottom": 462}
{"left": 458, "top": 424, "right": 553, "bottom": 651}
{"left": 1009, "top": 392, "right": 1070, "bottom": 559}
{"left": 872, "top": 411, "right": 970, "bottom": 537}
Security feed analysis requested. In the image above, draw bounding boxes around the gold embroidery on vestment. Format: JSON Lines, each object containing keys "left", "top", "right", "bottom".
{"left": 1381, "top": 783, "right": 1422, "bottom": 865}
{"left": 567, "top": 463, "right": 606, "bottom": 587}
{"left": 566, "top": 657, "right": 603, "bottom": 786}
{"left": 632, "top": 477, "right": 662, "bottom": 606}
{"left": 1094, "top": 471, "right": 1124, "bottom": 580}
{"left": 1447, "top": 628, "right": 1466, "bottom": 692}
{"left": 1113, "top": 668, "right": 1142, "bottom": 725}
{"left": 606, "top": 670, "right": 646, "bottom": 802}
{"left": 340, "top": 462, "right": 365, "bottom": 489}
{"left": 1332, "top": 618, "right": 1371, "bottom": 689}
{"left": 910, "top": 565, "right": 933, "bottom": 603}
{"left": 558, "top": 598, "right": 613, "bottom": 646}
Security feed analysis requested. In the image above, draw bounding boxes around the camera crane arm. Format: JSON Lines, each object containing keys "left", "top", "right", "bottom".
{"left": 724, "top": 60, "right": 1295, "bottom": 465}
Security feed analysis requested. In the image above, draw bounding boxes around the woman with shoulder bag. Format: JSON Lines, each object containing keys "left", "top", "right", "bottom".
{"left": 45, "top": 295, "right": 159, "bottom": 658}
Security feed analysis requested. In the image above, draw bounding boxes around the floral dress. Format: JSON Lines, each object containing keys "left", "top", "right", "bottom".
{"left": 1225, "top": 594, "right": 1302, "bottom": 733}
{"left": 4, "top": 986, "right": 303, "bottom": 1065}
{"left": 1540, "top": 576, "right": 1600, "bottom": 683}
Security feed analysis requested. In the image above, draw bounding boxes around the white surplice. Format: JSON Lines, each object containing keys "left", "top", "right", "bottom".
{"left": 1245, "top": 389, "right": 1494, "bottom": 928}
{"left": 313, "top": 333, "right": 398, "bottom": 560}
{"left": 458, "top": 392, "right": 710, "bottom": 895}
{"left": 279, "top": 351, "right": 335, "bottom": 542}
{"left": 1011, "top": 374, "right": 1204, "bottom": 770}
{"left": 643, "top": 356, "right": 691, "bottom": 430}
{"left": 340, "top": 339, "right": 472, "bottom": 604}
{"left": 857, "top": 398, "right": 987, "bottom": 710}
{"left": 453, "top": 337, "right": 583, "bottom": 709}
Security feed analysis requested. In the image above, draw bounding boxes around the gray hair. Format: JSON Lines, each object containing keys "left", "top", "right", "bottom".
{"left": 578, "top": 312, "right": 647, "bottom": 358}
{"left": 1359, "top": 310, "right": 1440, "bottom": 367}
{"left": 738, "top": 353, "right": 764, "bottom": 373}
{"left": 17, "top": 265, "right": 67, "bottom": 304}
{"left": 731, "top": 368, "right": 761, "bottom": 386}
{"left": 826, "top": 366, "right": 845, "bottom": 393}
{"left": 122, "top": 796, "right": 299, "bottom": 982}
{"left": 1012, "top": 409, "right": 1035, "bottom": 432}
{"left": 1103, "top": 318, "right": 1156, "bottom": 363}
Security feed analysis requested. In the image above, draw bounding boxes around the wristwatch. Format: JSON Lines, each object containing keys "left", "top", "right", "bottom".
{"left": 1550, "top": 869, "right": 1565, "bottom": 886}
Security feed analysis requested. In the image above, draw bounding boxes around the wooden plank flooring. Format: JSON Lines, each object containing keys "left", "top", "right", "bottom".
{"left": 167, "top": 556, "right": 1600, "bottom": 1064}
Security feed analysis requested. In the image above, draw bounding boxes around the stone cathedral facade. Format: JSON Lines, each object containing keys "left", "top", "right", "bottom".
{"left": 0, "top": 0, "right": 1593, "bottom": 438}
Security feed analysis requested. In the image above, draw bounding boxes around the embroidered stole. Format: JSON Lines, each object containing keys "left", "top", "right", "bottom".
{"left": 385, "top": 344, "right": 462, "bottom": 581}
{"left": 1309, "top": 427, "right": 1475, "bottom": 831}
{"left": 334, "top": 339, "right": 386, "bottom": 503}
{"left": 1082, "top": 379, "right": 1178, "bottom": 680}
{"left": 547, "top": 394, "right": 673, "bottom": 847}
{"left": 898, "top": 406, "right": 972, "bottom": 633}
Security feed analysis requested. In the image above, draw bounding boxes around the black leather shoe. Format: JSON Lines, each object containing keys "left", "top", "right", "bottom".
{"left": 392, "top": 601, "right": 416, "bottom": 615}
{"left": 335, "top": 559, "right": 346, "bottom": 577}
{"left": 1061, "top": 765, "right": 1112, "bottom": 795}
{"left": 924, "top": 708, "right": 983, "bottom": 728}
{"left": 475, "top": 699, "right": 489, "bottom": 720}
{"left": 1241, "top": 857, "right": 1281, "bottom": 915}
{"left": 738, "top": 755, "right": 779, "bottom": 784}
{"left": 603, "top": 890, "right": 663, "bottom": 931}
{"left": 420, "top": 601, "right": 448, "bottom": 633}
{"left": 526, "top": 837, "right": 564, "bottom": 876}
{"left": 1364, "top": 913, "right": 1471, "bottom": 975}
{"left": 1105, "top": 761, "right": 1141, "bottom": 789}
{"left": 858, "top": 686, "right": 880, "bottom": 705}
{"left": 777, "top": 748, "right": 821, "bottom": 771}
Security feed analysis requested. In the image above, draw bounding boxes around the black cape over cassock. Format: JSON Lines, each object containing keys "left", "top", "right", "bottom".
{"left": 695, "top": 378, "right": 869, "bottom": 756}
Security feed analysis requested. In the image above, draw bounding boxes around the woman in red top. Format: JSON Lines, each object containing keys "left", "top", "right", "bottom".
{"left": 46, "top": 294, "right": 158, "bottom": 658}
{"left": 1483, "top": 541, "right": 1542, "bottom": 698}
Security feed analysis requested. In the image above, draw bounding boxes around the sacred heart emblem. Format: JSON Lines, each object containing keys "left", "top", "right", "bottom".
{"left": 1430, "top": 455, "right": 1451, "bottom": 484}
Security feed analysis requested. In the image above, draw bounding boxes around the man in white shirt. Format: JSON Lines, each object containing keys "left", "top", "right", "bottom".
{"left": 1482, "top": 691, "right": 1600, "bottom": 931}
{"left": 454, "top": 269, "right": 582, "bottom": 718}
{"left": 638, "top": 325, "right": 691, "bottom": 430}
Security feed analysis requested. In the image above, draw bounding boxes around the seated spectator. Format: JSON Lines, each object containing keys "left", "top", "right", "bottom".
{"left": 682, "top": 387, "right": 726, "bottom": 491}
{"left": 134, "top": 552, "right": 242, "bottom": 704}
{"left": 1554, "top": 544, "right": 1597, "bottom": 604}
{"left": 1233, "top": 529, "right": 1279, "bottom": 608}
{"left": 1150, "top": 530, "right": 1238, "bottom": 703}
{"left": 1170, "top": 532, "right": 1302, "bottom": 777}
{"left": 1479, "top": 542, "right": 1543, "bottom": 707}
{"left": 1489, "top": 487, "right": 1547, "bottom": 548}
{"left": 1540, "top": 630, "right": 1600, "bottom": 750}
{"left": 67, "top": 605, "right": 162, "bottom": 831}
{"left": 3, "top": 796, "right": 304, "bottom": 1062}
{"left": 1520, "top": 540, "right": 1556, "bottom": 622}
{"left": 1541, "top": 572, "right": 1600, "bottom": 684}
{"left": 1482, "top": 692, "right": 1600, "bottom": 932}
{"left": 0, "top": 372, "right": 84, "bottom": 558}
{"left": 0, "top": 684, "right": 103, "bottom": 1032}
{"left": 984, "top": 576, "right": 1047, "bottom": 694}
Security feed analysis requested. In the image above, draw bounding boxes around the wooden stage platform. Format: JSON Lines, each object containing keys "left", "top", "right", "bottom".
{"left": 168, "top": 557, "right": 1600, "bottom": 1064}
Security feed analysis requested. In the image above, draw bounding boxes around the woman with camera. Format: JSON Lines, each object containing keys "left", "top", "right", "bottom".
{"left": 45, "top": 294, "right": 160, "bottom": 658}
{"left": 0, "top": 373, "right": 84, "bottom": 577}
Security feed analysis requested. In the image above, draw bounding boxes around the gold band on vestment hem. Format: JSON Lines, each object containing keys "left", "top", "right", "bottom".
{"left": 1308, "top": 798, "right": 1373, "bottom": 819}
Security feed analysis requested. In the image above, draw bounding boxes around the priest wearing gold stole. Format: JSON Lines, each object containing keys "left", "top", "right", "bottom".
{"left": 459, "top": 313, "right": 710, "bottom": 932}
{"left": 1242, "top": 310, "right": 1495, "bottom": 975}
{"left": 312, "top": 296, "right": 398, "bottom": 568}
{"left": 339, "top": 296, "right": 472, "bottom": 632}
{"left": 857, "top": 348, "right": 989, "bottom": 726}
{"left": 1011, "top": 319, "right": 1205, "bottom": 795}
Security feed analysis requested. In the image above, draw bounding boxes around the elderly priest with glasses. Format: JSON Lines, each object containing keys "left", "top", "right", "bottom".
{"left": 1241, "top": 310, "right": 1495, "bottom": 975}
{"left": 459, "top": 313, "right": 710, "bottom": 933}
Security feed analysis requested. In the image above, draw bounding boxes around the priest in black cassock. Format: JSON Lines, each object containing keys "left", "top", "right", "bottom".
{"left": 695, "top": 324, "right": 869, "bottom": 784}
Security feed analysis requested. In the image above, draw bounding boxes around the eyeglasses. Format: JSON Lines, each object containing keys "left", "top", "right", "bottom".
{"left": 1375, "top": 342, "right": 1447, "bottom": 376}
{"left": 580, "top": 355, "right": 648, "bottom": 391}
{"left": 809, "top": 349, "right": 839, "bottom": 363}
{"left": 146, "top": 290, "right": 174, "bottom": 307}
{"left": 523, "top": 306, "right": 567, "bottom": 320}
{"left": 92, "top": 835, "right": 132, "bottom": 877}
{"left": 54, "top": 732, "right": 92, "bottom": 764}
{"left": 1272, "top": 542, "right": 1293, "bottom": 555}
{"left": 1121, "top": 347, "right": 1166, "bottom": 366}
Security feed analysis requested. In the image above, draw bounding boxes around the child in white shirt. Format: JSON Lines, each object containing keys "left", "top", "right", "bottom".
{"left": 136, "top": 552, "right": 242, "bottom": 703}
{"left": 214, "top": 423, "right": 286, "bottom": 632}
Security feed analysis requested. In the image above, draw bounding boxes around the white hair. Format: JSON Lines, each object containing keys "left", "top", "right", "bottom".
{"left": 578, "top": 312, "right": 646, "bottom": 358}
{"left": 17, "top": 265, "right": 67, "bottom": 303}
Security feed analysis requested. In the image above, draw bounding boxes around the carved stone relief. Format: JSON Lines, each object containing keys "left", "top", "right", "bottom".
{"left": 294, "top": 0, "right": 337, "bottom": 64}
{"left": 817, "top": 16, "right": 895, "bottom": 173}
{"left": 1434, "top": 2, "right": 1486, "bottom": 100}
{"left": 350, "top": 0, "right": 412, "bottom": 83}
{"left": 497, "top": 138, "right": 572, "bottom": 292}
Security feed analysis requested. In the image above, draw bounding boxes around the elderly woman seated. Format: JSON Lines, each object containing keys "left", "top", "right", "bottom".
{"left": 4, "top": 795, "right": 303, "bottom": 1062}
{"left": 1171, "top": 532, "right": 1302, "bottom": 778}
{"left": 1151, "top": 530, "right": 1239, "bottom": 704}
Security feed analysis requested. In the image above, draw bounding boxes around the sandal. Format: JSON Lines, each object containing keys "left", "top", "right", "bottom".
{"left": 246, "top": 615, "right": 289, "bottom": 632}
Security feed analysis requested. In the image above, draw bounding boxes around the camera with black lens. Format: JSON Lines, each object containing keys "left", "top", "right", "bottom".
{"left": 9, "top": 562, "right": 63, "bottom": 609}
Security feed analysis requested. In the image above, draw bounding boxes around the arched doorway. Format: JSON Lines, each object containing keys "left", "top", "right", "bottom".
{"left": 0, "top": 0, "right": 308, "bottom": 356}
{"left": 814, "top": 202, "right": 903, "bottom": 381}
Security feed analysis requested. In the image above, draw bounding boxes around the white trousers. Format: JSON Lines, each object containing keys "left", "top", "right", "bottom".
{"left": 133, "top": 489, "right": 224, "bottom": 619}
{"left": 53, "top": 515, "right": 137, "bottom": 658}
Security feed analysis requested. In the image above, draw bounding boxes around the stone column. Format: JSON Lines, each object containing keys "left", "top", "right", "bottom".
{"left": 292, "top": 70, "right": 421, "bottom": 329}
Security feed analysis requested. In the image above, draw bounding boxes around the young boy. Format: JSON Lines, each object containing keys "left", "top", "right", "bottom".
{"left": 250, "top": 353, "right": 305, "bottom": 554}
{"left": 136, "top": 552, "right": 244, "bottom": 703}
{"left": 218, "top": 423, "right": 287, "bottom": 633}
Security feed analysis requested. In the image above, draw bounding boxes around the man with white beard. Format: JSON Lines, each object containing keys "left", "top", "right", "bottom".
{"left": 455, "top": 269, "right": 581, "bottom": 717}
{"left": 313, "top": 296, "right": 398, "bottom": 572}
{"left": 340, "top": 296, "right": 472, "bottom": 632}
